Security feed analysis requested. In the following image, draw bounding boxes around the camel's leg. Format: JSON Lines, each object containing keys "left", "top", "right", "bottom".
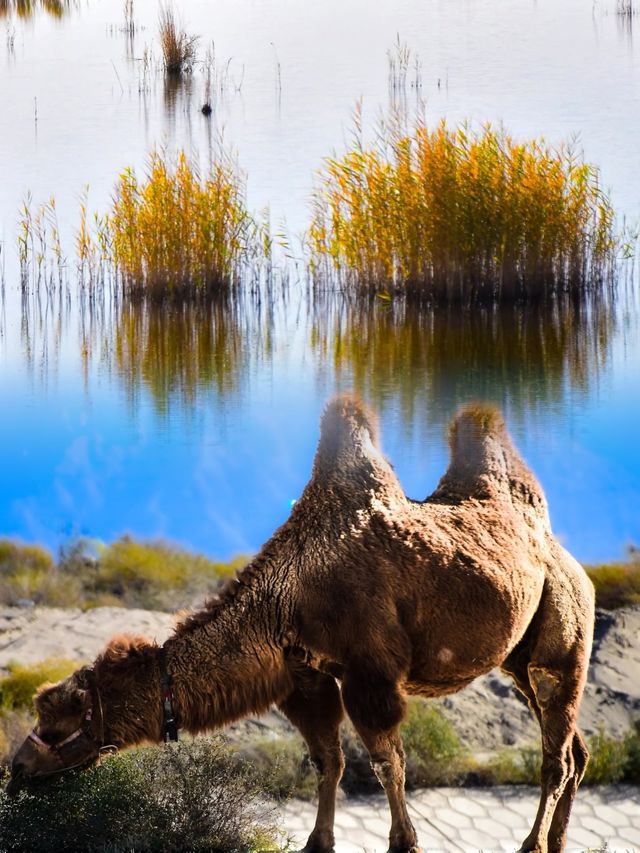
{"left": 546, "top": 729, "right": 589, "bottom": 851}
{"left": 279, "top": 668, "right": 345, "bottom": 853}
{"left": 503, "top": 645, "right": 590, "bottom": 853}
{"left": 341, "top": 670, "right": 418, "bottom": 853}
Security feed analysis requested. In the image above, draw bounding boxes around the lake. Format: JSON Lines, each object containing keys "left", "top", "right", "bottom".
{"left": 0, "top": 0, "right": 638, "bottom": 564}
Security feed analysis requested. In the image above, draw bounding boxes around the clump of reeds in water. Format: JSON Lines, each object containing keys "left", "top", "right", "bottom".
{"left": 158, "top": 2, "right": 198, "bottom": 75}
{"left": 309, "top": 114, "right": 620, "bottom": 302}
{"left": 109, "top": 150, "right": 257, "bottom": 295}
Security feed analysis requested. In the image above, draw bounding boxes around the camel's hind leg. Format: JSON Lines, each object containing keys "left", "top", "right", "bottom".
{"left": 341, "top": 667, "right": 419, "bottom": 853}
{"left": 279, "top": 668, "right": 345, "bottom": 853}
{"left": 502, "top": 621, "right": 591, "bottom": 853}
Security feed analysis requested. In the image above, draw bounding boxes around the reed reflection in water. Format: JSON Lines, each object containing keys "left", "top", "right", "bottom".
{"left": 310, "top": 292, "right": 617, "bottom": 429}
{"left": 112, "top": 291, "right": 270, "bottom": 414}
{"left": 0, "top": 0, "right": 74, "bottom": 18}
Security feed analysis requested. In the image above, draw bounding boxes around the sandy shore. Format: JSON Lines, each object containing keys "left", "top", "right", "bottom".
{"left": 1, "top": 604, "right": 639, "bottom": 748}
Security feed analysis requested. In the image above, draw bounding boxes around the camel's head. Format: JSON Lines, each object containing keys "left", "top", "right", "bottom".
{"left": 6, "top": 667, "right": 103, "bottom": 796}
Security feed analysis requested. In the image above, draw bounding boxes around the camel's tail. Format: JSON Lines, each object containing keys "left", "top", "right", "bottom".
{"left": 433, "top": 403, "right": 550, "bottom": 521}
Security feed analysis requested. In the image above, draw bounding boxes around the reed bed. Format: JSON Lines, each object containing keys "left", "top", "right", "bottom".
{"left": 158, "top": 3, "right": 198, "bottom": 75}
{"left": 309, "top": 117, "right": 619, "bottom": 302}
{"left": 109, "top": 150, "right": 259, "bottom": 295}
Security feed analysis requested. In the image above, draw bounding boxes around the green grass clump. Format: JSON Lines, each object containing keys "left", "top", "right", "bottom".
{"left": 0, "top": 659, "right": 77, "bottom": 713}
{"left": 584, "top": 727, "right": 630, "bottom": 784}
{"left": 401, "top": 699, "right": 468, "bottom": 786}
{"left": 585, "top": 550, "right": 640, "bottom": 609}
{"left": 309, "top": 115, "right": 618, "bottom": 302}
{"left": 0, "top": 536, "right": 246, "bottom": 610}
{"left": 109, "top": 151, "right": 256, "bottom": 294}
{"left": 158, "top": 3, "right": 198, "bottom": 75}
{"left": 0, "top": 738, "right": 281, "bottom": 852}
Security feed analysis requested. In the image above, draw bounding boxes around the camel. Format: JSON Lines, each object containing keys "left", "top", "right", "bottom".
{"left": 8, "top": 397, "right": 595, "bottom": 853}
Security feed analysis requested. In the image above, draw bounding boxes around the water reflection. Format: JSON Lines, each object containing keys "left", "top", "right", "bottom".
{"left": 310, "top": 292, "right": 618, "bottom": 428}
{"left": 0, "top": 0, "right": 75, "bottom": 18}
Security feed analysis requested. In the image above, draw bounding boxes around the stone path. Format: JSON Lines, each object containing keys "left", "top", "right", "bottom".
{"left": 282, "top": 786, "right": 640, "bottom": 852}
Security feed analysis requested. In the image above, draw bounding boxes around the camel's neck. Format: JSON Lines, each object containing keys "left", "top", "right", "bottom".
{"left": 164, "top": 575, "right": 293, "bottom": 736}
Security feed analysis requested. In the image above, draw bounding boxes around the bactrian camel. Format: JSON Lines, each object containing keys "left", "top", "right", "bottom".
{"left": 8, "top": 397, "right": 595, "bottom": 853}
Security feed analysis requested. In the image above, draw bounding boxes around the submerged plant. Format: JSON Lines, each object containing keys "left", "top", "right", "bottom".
{"left": 109, "top": 150, "right": 258, "bottom": 294}
{"left": 309, "top": 113, "right": 620, "bottom": 302}
{"left": 158, "top": 3, "right": 198, "bottom": 75}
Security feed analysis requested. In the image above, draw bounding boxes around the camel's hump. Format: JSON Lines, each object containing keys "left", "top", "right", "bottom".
{"left": 435, "top": 402, "right": 548, "bottom": 514}
{"left": 313, "top": 395, "right": 385, "bottom": 477}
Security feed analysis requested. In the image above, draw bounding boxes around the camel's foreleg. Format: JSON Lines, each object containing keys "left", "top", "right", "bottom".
{"left": 279, "top": 668, "right": 345, "bottom": 853}
{"left": 342, "top": 669, "right": 419, "bottom": 853}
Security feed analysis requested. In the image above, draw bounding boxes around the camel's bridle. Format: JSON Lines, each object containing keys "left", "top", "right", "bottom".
{"left": 27, "top": 669, "right": 117, "bottom": 778}
{"left": 158, "top": 645, "right": 179, "bottom": 743}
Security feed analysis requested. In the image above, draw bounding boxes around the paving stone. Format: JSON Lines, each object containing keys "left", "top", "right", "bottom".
{"left": 335, "top": 812, "right": 360, "bottom": 830}
{"left": 567, "top": 825, "right": 604, "bottom": 848}
{"left": 616, "top": 798, "right": 640, "bottom": 818}
{"left": 580, "top": 813, "right": 616, "bottom": 837}
{"left": 619, "top": 825, "right": 640, "bottom": 845}
{"left": 589, "top": 803, "right": 631, "bottom": 827}
{"left": 473, "top": 816, "right": 517, "bottom": 841}
{"left": 433, "top": 806, "right": 473, "bottom": 829}
{"left": 448, "top": 793, "right": 488, "bottom": 817}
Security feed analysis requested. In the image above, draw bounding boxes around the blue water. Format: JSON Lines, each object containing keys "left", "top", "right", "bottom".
{"left": 0, "top": 0, "right": 639, "bottom": 565}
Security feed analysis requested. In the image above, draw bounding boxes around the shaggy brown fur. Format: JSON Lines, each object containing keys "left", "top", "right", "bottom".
{"left": 10, "top": 396, "right": 595, "bottom": 853}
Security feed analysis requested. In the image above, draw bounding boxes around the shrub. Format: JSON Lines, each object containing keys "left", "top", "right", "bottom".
{"left": 584, "top": 727, "right": 629, "bottom": 784}
{"left": 0, "top": 541, "right": 80, "bottom": 607}
{"left": 0, "top": 659, "right": 77, "bottom": 713}
{"left": 309, "top": 115, "right": 619, "bottom": 302}
{"left": 585, "top": 551, "right": 640, "bottom": 609}
{"left": 87, "top": 537, "right": 245, "bottom": 610}
{"left": 401, "top": 699, "right": 468, "bottom": 786}
{"left": 0, "top": 536, "right": 246, "bottom": 611}
{"left": 0, "top": 738, "right": 281, "bottom": 852}
{"left": 109, "top": 151, "right": 257, "bottom": 294}
{"left": 234, "top": 734, "right": 317, "bottom": 801}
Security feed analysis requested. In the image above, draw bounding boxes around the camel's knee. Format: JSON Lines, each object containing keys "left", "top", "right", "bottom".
{"left": 310, "top": 746, "right": 345, "bottom": 783}
{"left": 572, "top": 731, "right": 589, "bottom": 782}
{"left": 529, "top": 665, "right": 561, "bottom": 708}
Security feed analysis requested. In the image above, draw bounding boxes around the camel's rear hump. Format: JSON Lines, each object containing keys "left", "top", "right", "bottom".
{"left": 433, "top": 404, "right": 550, "bottom": 522}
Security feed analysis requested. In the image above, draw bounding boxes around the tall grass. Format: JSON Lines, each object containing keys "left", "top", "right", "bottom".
{"left": 109, "top": 151, "right": 257, "bottom": 295}
{"left": 309, "top": 114, "right": 620, "bottom": 302}
{"left": 158, "top": 3, "right": 198, "bottom": 75}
